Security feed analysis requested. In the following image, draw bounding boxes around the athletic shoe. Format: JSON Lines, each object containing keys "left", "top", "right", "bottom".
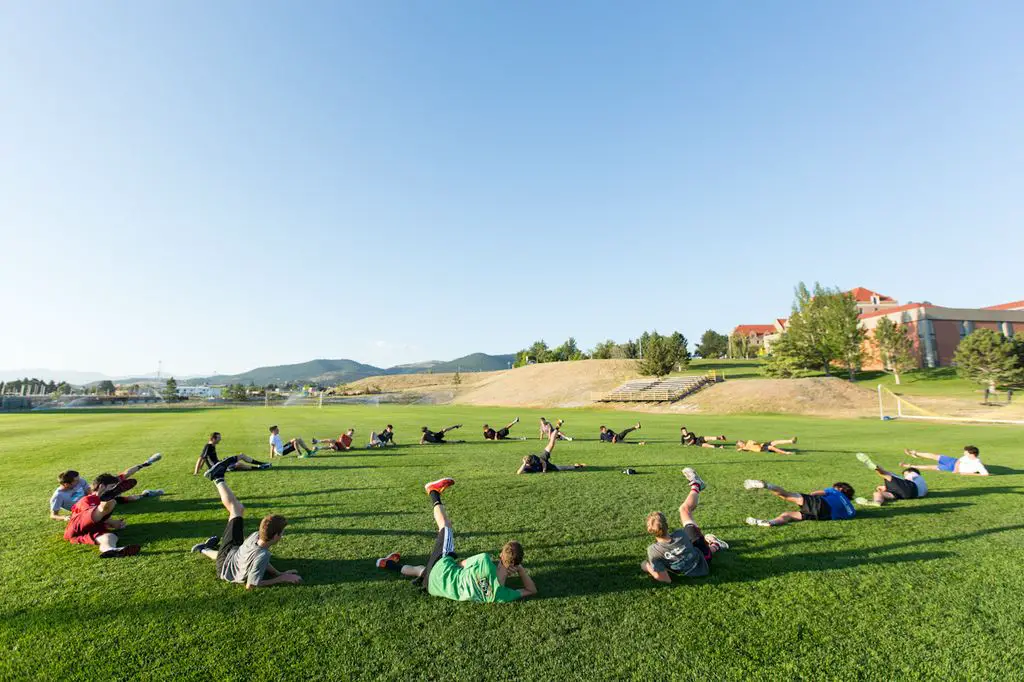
{"left": 705, "top": 533, "right": 729, "bottom": 551}
{"left": 191, "top": 536, "right": 219, "bottom": 552}
{"left": 297, "top": 453, "right": 308, "bottom": 459}
{"left": 743, "top": 479, "right": 765, "bottom": 490}
{"left": 638, "top": 441, "right": 646, "bottom": 446}
{"left": 512, "top": 417, "right": 520, "bottom": 425}
{"left": 258, "top": 463, "right": 272, "bottom": 470}
{"left": 424, "top": 477, "right": 455, "bottom": 495}
{"left": 635, "top": 422, "right": 642, "bottom": 429}
{"left": 100, "top": 478, "right": 138, "bottom": 501}
{"left": 573, "top": 463, "right": 586, "bottom": 469}
{"left": 142, "top": 453, "right": 162, "bottom": 467}
{"left": 719, "top": 435, "right": 727, "bottom": 441}
{"left": 855, "top": 497, "right": 882, "bottom": 507}
{"left": 856, "top": 452, "right": 877, "bottom": 470}
{"left": 142, "top": 489, "right": 164, "bottom": 497}
{"left": 791, "top": 436, "right": 798, "bottom": 444}
{"left": 745, "top": 517, "right": 771, "bottom": 527}
{"left": 100, "top": 544, "right": 141, "bottom": 558}
{"left": 204, "top": 460, "right": 231, "bottom": 481}
{"left": 682, "top": 468, "right": 706, "bottom": 492}
{"left": 375, "top": 552, "right": 401, "bottom": 569}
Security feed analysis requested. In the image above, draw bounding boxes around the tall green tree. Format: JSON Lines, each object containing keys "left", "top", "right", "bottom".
{"left": 954, "top": 329, "right": 1019, "bottom": 393}
{"left": 696, "top": 330, "right": 728, "bottom": 359}
{"left": 551, "top": 337, "right": 585, "bottom": 361}
{"left": 636, "top": 331, "right": 689, "bottom": 376}
{"left": 768, "top": 282, "right": 864, "bottom": 380}
{"left": 590, "top": 339, "right": 617, "bottom": 359}
{"left": 728, "top": 333, "right": 754, "bottom": 359}
{"left": 96, "top": 380, "right": 116, "bottom": 395}
{"left": 873, "top": 317, "right": 917, "bottom": 385}
{"left": 162, "top": 377, "right": 178, "bottom": 402}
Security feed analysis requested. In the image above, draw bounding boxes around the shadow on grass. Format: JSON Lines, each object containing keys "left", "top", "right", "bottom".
{"left": 291, "top": 527, "right": 534, "bottom": 540}
{"left": 859, "top": 501, "right": 973, "bottom": 517}
{"left": 985, "top": 465, "right": 1024, "bottom": 475}
{"left": 926, "top": 486, "right": 1024, "bottom": 499}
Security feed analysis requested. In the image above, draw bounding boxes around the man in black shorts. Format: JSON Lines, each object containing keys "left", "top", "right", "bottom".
{"left": 680, "top": 426, "right": 728, "bottom": 449}
{"left": 193, "top": 432, "right": 271, "bottom": 477}
{"left": 854, "top": 452, "right": 928, "bottom": 506}
{"left": 516, "top": 429, "right": 584, "bottom": 474}
{"left": 641, "top": 468, "right": 729, "bottom": 583}
{"left": 374, "top": 477, "right": 536, "bottom": 603}
{"left": 188, "top": 473, "right": 301, "bottom": 590}
{"left": 419, "top": 424, "right": 464, "bottom": 445}
{"left": 483, "top": 417, "right": 525, "bottom": 441}
{"left": 599, "top": 423, "right": 642, "bottom": 443}
{"left": 743, "top": 478, "right": 856, "bottom": 527}
{"left": 368, "top": 425, "right": 396, "bottom": 448}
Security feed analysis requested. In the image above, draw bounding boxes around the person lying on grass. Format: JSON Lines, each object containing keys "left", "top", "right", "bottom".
{"left": 190, "top": 463, "right": 301, "bottom": 590}
{"left": 900, "top": 445, "right": 989, "bottom": 476}
{"left": 50, "top": 454, "right": 164, "bottom": 522}
{"left": 854, "top": 453, "right": 927, "bottom": 507}
{"left": 641, "top": 468, "right": 729, "bottom": 583}
{"left": 420, "top": 424, "right": 464, "bottom": 445}
{"left": 517, "top": 429, "right": 585, "bottom": 474}
{"left": 313, "top": 428, "right": 355, "bottom": 451}
{"left": 483, "top": 417, "right": 526, "bottom": 441}
{"left": 599, "top": 423, "right": 642, "bottom": 444}
{"left": 367, "top": 425, "right": 396, "bottom": 448}
{"left": 375, "top": 477, "right": 537, "bottom": 603}
{"left": 539, "top": 417, "right": 573, "bottom": 441}
{"left": 194, "top": 432, "right": 270, "bottom": 477}
{"left": 268, "top": 425, "right": 316, "bottom": 458}
{"left": 680, "top": 426, "right": 728, "bottom": 449}
{"left": 735, "top": 436, "right": 798, "bottom": 455}
{"left": 744, "top": 478, "right": 855, "bottom": 527}
{"left": 64, "top": 473, "right": 148, "bottom": 558}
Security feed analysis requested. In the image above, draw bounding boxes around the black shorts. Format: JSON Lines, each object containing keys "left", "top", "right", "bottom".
{"left": 419, "top": 527, "right": 455, "bottom": 589}
{"left": 885, "top": 476, "right": 918, "bottom": 500}
{"left": 496, "top": 428, "right": 510, "bottom": 439}
{"left": 760, "top": 443, "right": 771, "bottom": 452}
{"left": 683, "top": 523, "right": 712, "bottom": 563}
{"left": 799, "top": 494, "right": 832, "bottom": 521}
{"left": 215, "top": 516, "right": 245, "bottom": 572}
{"left": 281, "top": 442, "right": 296, "bottom": 456}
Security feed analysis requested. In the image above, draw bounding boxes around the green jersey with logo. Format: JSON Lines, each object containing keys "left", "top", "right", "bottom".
{"left": 427, "top": 553, "right": 522, "bottom": 603}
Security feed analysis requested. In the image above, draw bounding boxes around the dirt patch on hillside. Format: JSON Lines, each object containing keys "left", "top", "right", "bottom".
{"left": 343, "top": 364, "right": 882, "bottom": 418}
{"left": 456, "top": 360, "right": 639, "bottom": 408}
{"left": 674, "top": 377, "right": 878, "bottom": 418}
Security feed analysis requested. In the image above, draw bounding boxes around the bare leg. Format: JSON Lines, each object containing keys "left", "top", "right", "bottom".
{"left": 215, "top": 480, "right": 245, "bottom": 519}
{"left": 433, "top": 502, "right": 451, "bottom": 531}
{"left": 767, "top": 511, "right": 804, "bottom": 526}
{"left": 766, "top": 446, "right": 793, "bottom": 455}
{"left": 901, "top": 462, "right": 940, "bottom": 471}
{"left": 293, "top": 438, "right": 312, "bottom": 454}
{"left": 770, "top": 438, "right": 797, "bottom": 447}
{"left": 96, "top": 532, "right": 120, "bottom": 553}
{"left": 503, "top": 418, "right": 518, "bottom": 431}
{"left": 905, "top": 450, "right": 941, "bottom": 462}
{"left": 765, "top": 485, "right": 805, "bottom": 507}
{"left": 678, "top": 489, "right": 699, "bottom": 526}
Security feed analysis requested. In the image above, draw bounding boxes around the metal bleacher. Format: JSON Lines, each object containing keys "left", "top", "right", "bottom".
{"left": 599, "top": 374, "right": 716, "bottom": 403}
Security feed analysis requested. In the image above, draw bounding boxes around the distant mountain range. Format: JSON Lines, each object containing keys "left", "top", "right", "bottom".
{"left": 184, "top": 352, "right": 516, "bottom": 386}
{"left": 2, "top": 352, "right": 515, "bottom": 388}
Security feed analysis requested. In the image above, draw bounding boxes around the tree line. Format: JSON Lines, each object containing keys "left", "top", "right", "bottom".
{"left": 514, "top": 331, "right": 698, "bottom": 377}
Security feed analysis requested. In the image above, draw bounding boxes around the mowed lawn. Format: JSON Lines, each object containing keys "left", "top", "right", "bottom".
{"left": 1, "top": 406, "right": 1022, "bottom": 681}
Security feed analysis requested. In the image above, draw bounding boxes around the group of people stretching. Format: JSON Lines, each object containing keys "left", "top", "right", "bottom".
{"left": 49, "top": 421, "right": 991, "bottom": 603}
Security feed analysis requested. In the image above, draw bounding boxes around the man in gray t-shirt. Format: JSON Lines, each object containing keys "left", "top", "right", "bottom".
{"left": 642, "top": 468, "right": 729, "bottom": 583}
{"left": 189, "top": 473, "right": 301, "bottom": 590}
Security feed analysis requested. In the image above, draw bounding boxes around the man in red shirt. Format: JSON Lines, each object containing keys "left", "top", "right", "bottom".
{"left": 64, "top": 473, "right": 143, "bottom": 558}
{"left": 313, "top": 428, "right": 355, "bottom": 451}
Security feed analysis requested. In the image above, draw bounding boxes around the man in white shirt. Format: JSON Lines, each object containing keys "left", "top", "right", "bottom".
{"left": 49, "top": 457, "right": 164, "bottom": 521}
{"left": 268, "top": 425, "right": 315, "bottom": 458}
{"left": 901, "top": 445, "right": 989, "bottom": 476}
{"left": 853, "top": 453, "right": 928, "bottom": 506}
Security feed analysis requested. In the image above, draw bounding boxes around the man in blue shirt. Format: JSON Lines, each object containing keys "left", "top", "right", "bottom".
{"left": 743, "top": 478, "right": 855, "bottom": 527}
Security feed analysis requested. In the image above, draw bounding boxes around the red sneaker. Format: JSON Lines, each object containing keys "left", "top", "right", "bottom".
{"left": 424, "top": 478, "right": 455, "bottom": 495}
{"left": 375, "top": 552, "right": 401, "bottom": 569}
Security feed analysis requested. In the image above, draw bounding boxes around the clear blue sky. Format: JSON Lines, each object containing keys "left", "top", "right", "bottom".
{"left": 2, "top": 1, "right": 1022, "bottom": 377}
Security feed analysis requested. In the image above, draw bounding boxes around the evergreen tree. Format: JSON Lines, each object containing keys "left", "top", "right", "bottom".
{"left": 954, "top": 329, "right": 1019, "bottom": 394}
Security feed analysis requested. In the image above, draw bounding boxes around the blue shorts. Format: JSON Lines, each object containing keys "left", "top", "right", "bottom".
{"left": 938, "top": 455, "right": 957, "bottom": 472}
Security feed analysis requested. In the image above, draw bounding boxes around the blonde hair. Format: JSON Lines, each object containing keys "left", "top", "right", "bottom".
{"left": 646, "top": 511, "right": 668, "bottom": 536}
{"left": 500, "top": 541, "right": 523, "bottom": 568}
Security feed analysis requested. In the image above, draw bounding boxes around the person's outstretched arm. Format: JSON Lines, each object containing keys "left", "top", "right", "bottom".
{"left": 193, "top": 456, "right": 206, "bottom": 476}
{"left": 641, "top": 561, "right": 672, "bottom": 584}
{"left": 516, "top": 566, "right": 538, "bottom": 598}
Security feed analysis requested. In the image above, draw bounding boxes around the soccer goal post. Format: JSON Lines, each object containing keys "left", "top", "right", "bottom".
{"left": 877, "top": 384, "right": 1024, "bottom": 425}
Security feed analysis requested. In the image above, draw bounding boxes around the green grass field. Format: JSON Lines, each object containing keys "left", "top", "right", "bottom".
{"left": 2, "top": 405, "right": 1023, "bottom": 680}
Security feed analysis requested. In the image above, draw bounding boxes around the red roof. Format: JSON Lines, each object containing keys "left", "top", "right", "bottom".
{"left": 847, "top": 287, "right": 895, "bottom": 303}
{"left": 859, "top": 302, "right": 932, "bottom": 320}
{"left": 732, "top": 324, "right": 776, "bottom": 335}
{"left": 982, "top": 300, "right": 1024, "bottom": 311}
{"left": 775, "top": 318, "right": 788, "bottom": 328}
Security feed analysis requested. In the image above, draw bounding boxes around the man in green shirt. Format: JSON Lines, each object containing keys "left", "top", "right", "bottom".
{"left": 376, "top": 477, "right": 537, "bottom": 603}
